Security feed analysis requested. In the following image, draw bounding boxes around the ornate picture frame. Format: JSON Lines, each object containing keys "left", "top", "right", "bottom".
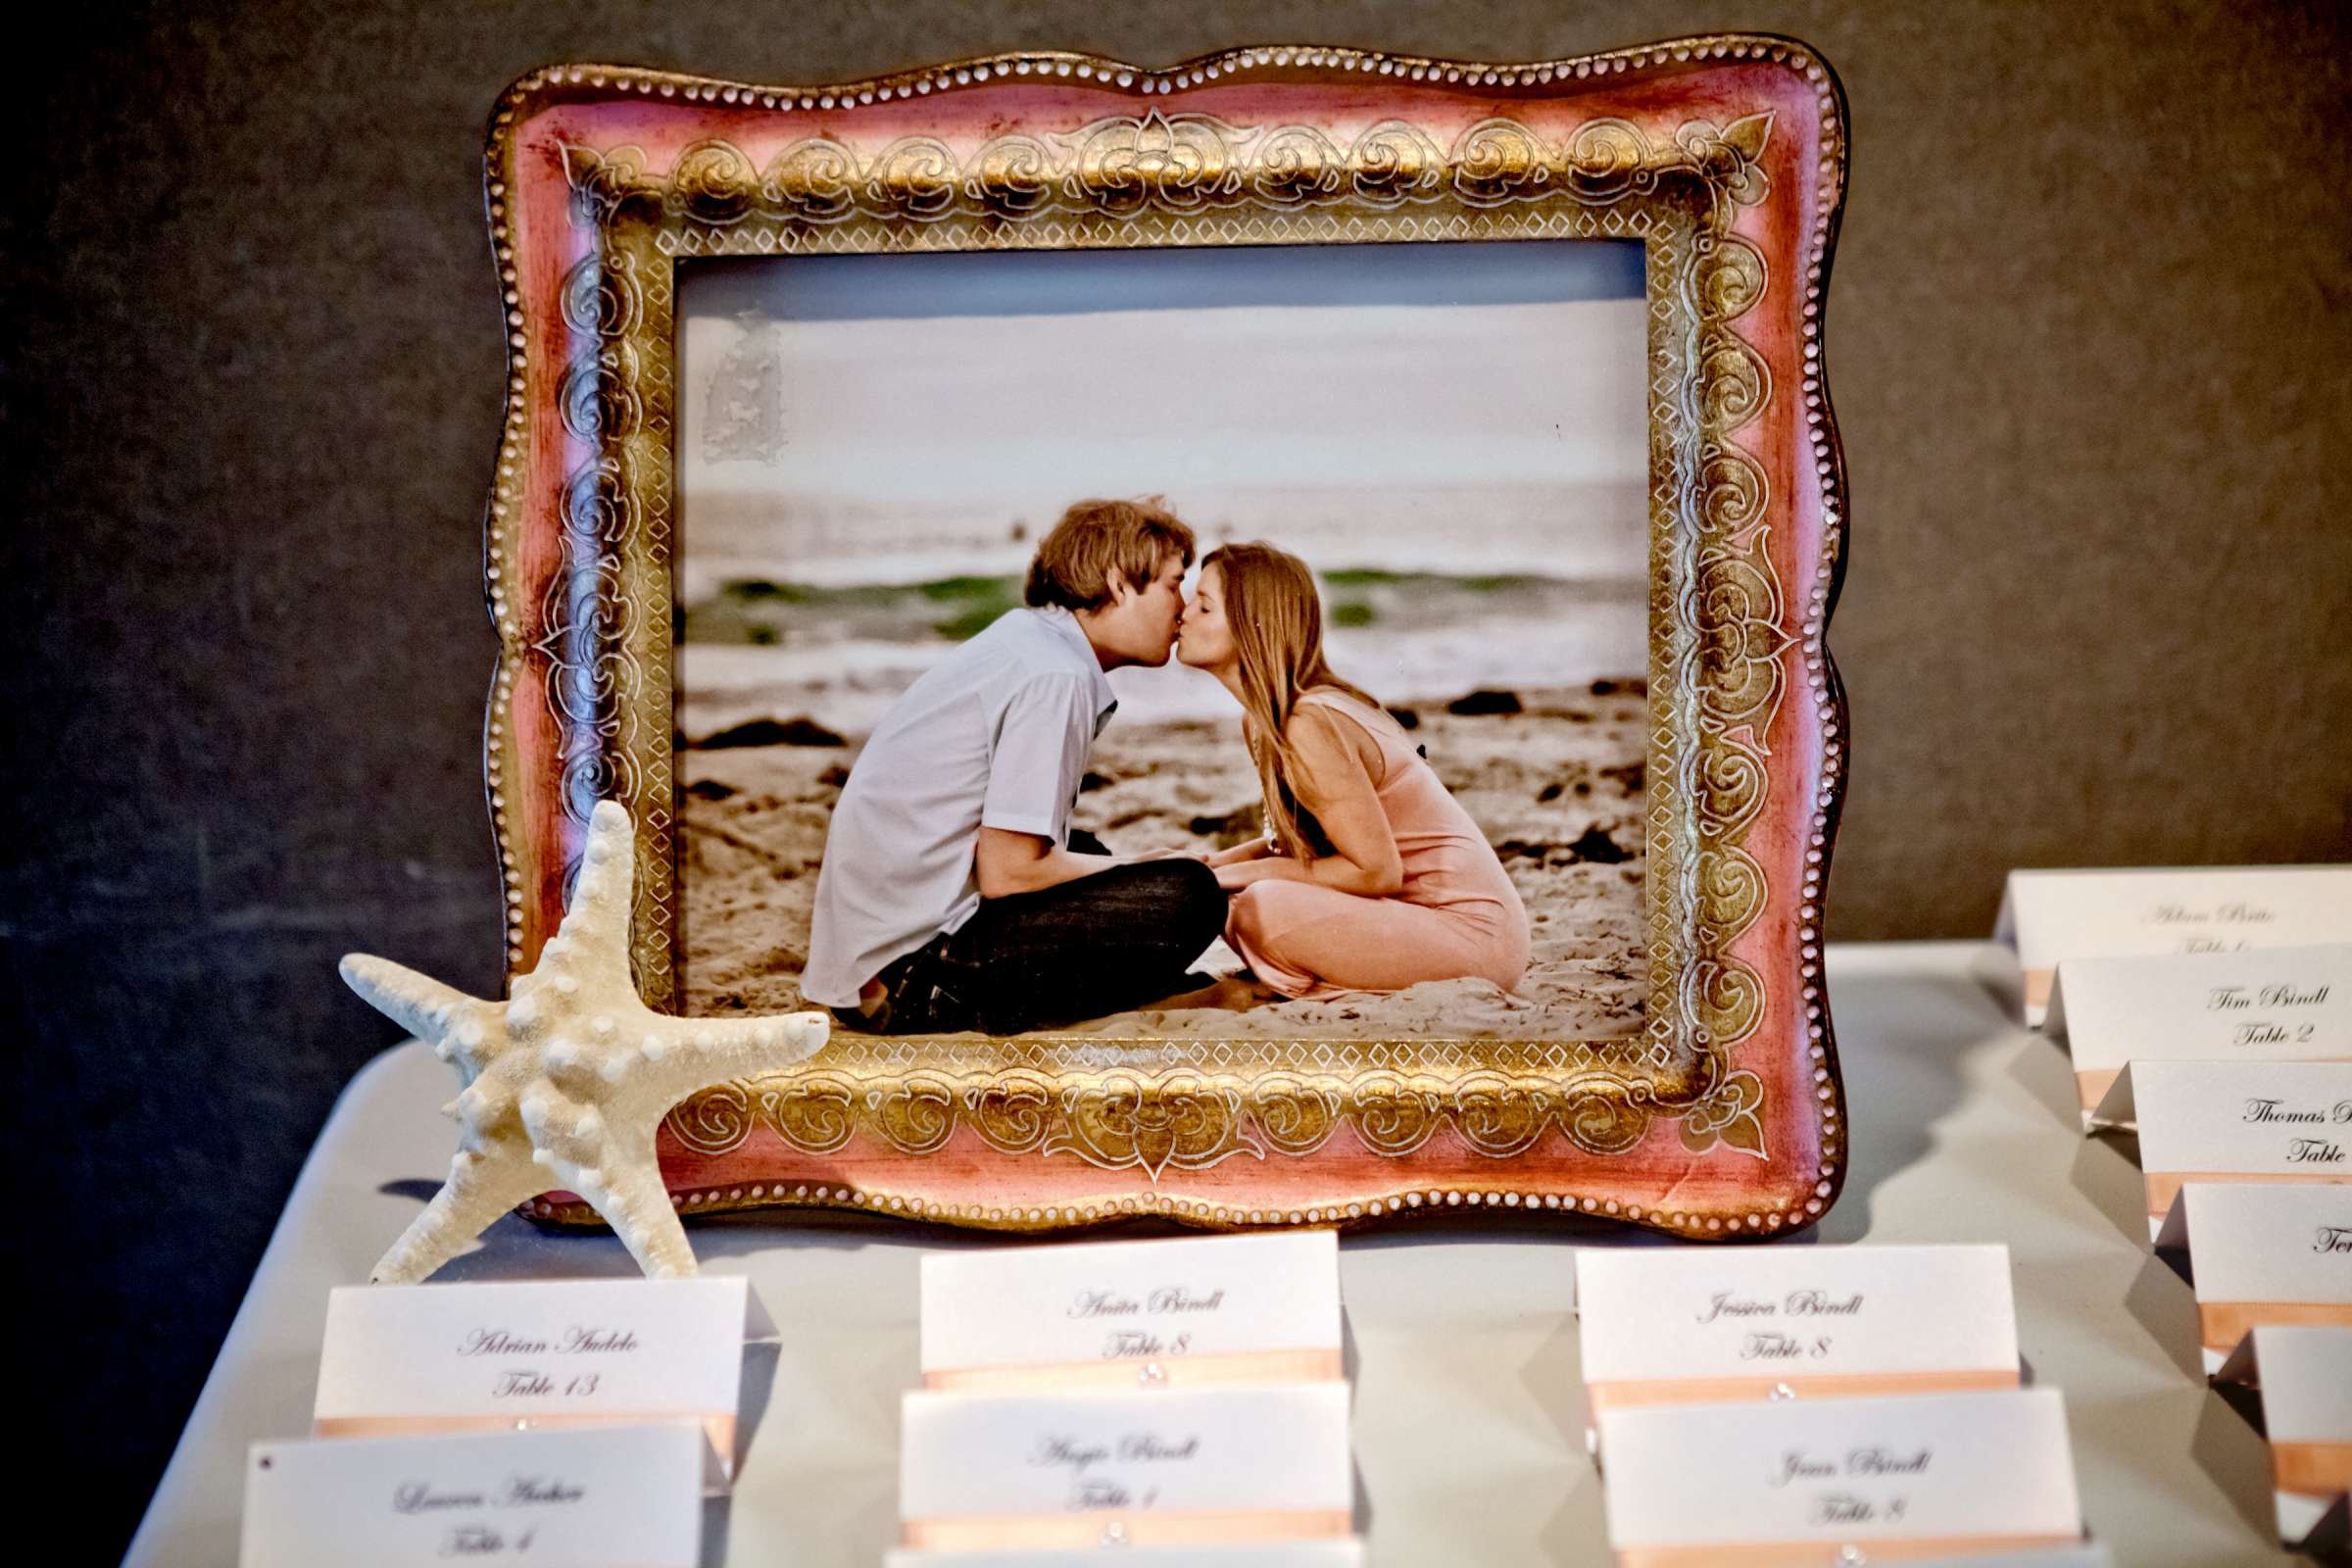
{"left": 482, "top": 34, "right": 1850, "bottom": 1240}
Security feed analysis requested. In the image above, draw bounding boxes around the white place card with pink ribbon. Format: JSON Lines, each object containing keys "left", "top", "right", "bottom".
{"left": 1994, "top": 866, "right": 2352, "bottom": 1027}
{"left": 2215, "top": 1325, "right": 2352, "bottom": 1547}
{"left": 899, "top": 1383, "right": 1352, "bottom": 1553}
{"left": 241, "top": 1423, "right": 704, "bottom": 1568}
{"left": 314, "top": 1276, "right": 748, "bottom": 1487}
{"left": 2155, "top": 1182, "right": 2352, "bottom": 1372}
{"left": 1575, "top": 1244, "right": 2019, "bottom": 1416}
{"left": 1900, "top": 1548, "right": 2113, "bottom": 1568}
{"left": 2101, "top": 1059, "right": 2352, "bottom": 1237}
{"left": 920, "top": 1231, "right": 1342, "bottom": 1392}
{"left": 884, "top": 1544, "right": 1367, "bottom": 1567}
{"left": 1597, "top": 1390, "right": 2084, "bottom": 1566}
{"left": 2053, "top": 945, "right": 2352, "bottom": 1124}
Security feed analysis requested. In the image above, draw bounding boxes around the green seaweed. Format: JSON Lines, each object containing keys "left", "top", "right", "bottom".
{"left": 917, "top": 574, "right": 1019, "bottom": 602}
{"left": 723, "top": 578, "right": 810, "bottom": 602}
{"left": 723, "top": 578, "right": 915, "bottom": 608}
{"left": 1318, "top": 567, "right": 1542, "bottom": 594}
{"left": 690, "top": 567, "right": 1576, "bottom": 649}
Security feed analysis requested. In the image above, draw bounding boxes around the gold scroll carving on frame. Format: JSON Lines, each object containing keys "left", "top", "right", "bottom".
{"left": 519, "top": 105, "right": 1789, "bottom": 1176}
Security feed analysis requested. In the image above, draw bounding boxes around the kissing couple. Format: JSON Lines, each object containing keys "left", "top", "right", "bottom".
{"left": 804, "top": 497, "right": 1532, "bottom": 1036}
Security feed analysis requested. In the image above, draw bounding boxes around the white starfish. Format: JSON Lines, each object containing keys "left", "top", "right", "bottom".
{"left": 339, "top": 800, "right": 828, "bottom": 1283}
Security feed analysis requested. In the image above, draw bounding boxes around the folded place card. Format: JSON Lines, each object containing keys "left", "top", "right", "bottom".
{"left": 2052, "top": 945, "right": 2352, "bottom": 1120}
{"left": 2155, "top": 1182, "right": 2352, "bottom": 1372}
{"left": 2103, "top": 1059, "right": 2352, "bottom": 1237}
{"left": 920, "top": 1232, "right": 1342, "bottom": 1392}
{"left": 1576, "top": 1245, "right": 2019, "bottom": 1415}
{"left": 2214, "top": 1325, "right": 2352, "bottom": 1546}
{"left": 899, "top": 1382, "right": 1352, "bottom": 1552}
{"left": 314, "top": 1276, "right": 748, "bottom": 1486}
{"left": 1898, "top": 1549, "right": 2113, "bottom": 1568}
{"left": 883, "top": 1544, "right": 1366, "bottom": 1567}
{"left": 241, "top": 1422, "right": 703, "bottom": 1568}
{"left": 1994, "top": 866, "right": 2352, "bottom": 1027}
{"left": 1597, "top": 1389, "right": 2083, "bottom": 1566}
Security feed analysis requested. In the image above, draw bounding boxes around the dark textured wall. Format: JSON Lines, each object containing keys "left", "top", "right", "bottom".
{"left": 3, "top": 2, "right": 2345, "bottom": 1550}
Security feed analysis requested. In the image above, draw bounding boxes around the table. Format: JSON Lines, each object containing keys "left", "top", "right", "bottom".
{"left": 126, "top": 943, "right": 2302, "bottom": 1566}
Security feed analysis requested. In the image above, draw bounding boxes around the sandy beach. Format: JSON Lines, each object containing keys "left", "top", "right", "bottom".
{"left": 678, "top": 683, "right": 1647, "bottom": 1041}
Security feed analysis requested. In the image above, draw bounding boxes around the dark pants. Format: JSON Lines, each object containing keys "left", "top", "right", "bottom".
{"left": 836, "top": 835, "right": 1228, "bottom": 1036}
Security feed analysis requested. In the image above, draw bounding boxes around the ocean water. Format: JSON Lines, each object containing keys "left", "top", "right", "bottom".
{"left": 675, "top": 470, "right": 1649, "bottom": 736}
{"left": 676, "top": 480, "right": 1645, "bottom": 599}
{"left": 678, "top": 566, "right": 1644, "bottom": 736}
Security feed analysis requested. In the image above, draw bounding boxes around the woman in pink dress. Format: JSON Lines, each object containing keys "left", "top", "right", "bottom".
{"left": 1174, "top": 542, "right": 1531, "bottom": 1000}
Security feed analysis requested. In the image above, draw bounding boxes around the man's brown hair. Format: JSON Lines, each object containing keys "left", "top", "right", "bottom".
{"left": 1023, "top": 497, "right": 1197, "bottom": 612}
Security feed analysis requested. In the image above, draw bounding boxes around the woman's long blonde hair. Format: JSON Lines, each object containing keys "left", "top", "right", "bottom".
{"left": 1203, "top": 542, "right": 1382, "bottom": 860}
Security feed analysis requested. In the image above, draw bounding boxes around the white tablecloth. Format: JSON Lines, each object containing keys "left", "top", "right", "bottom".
{"left": 126, "top": 943, "right": 2299, "bottom": 1566}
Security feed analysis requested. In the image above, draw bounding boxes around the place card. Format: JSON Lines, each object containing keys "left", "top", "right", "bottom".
{"left": 899, "top": 1382, "right": 1351, "bottom": 1552}
{"left": 1576, "top": 1245, "right": 2019, "bottom": 1414}
{"left": 2214, "top": 1325, "right": 2352, "bottom": 1547}
{"left": 921, "top": 1232, "right": 1342, "bottom": 1392}
{"left": 315, "top": 1276, "right": 748, "bottom": 1486}
{"left": 1993, "top": 866, "right": 2352, "bottom": 1026}
{"left": 1597, "top": 1390, "right": 2083, "bottom": 1565}
{"left": 1901, "top": 1549, "right": 2113, "bottom": 1568}
{"left": 2052, "top": 945, "right": 2352, "bottom": 1119}
{"left": 884, "top": 1544, "right": 1366, "bottom": 1567}
{"left": 241, "top": 1422, "right": 703, "bottom": 1568}
{"left": 2154, "top": 1183, "right": 2352, "bottom": 1372}
{"left": 2100, "top": 1060, "right": 2352, "bottom": 1236}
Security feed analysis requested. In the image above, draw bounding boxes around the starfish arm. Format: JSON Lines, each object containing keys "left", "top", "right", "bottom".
{"left": 369, "top": 1148, "right": 549, "bottom": 1285}
{"left": 634, "top": 1012, "right": 831, "bottom": 1104}
{"left": 555, "top": 800, "right": 641, "bottom": 973}
{"left": 340, "top": 954, "right": 484, "bottom": 1048}
{"left": 583, "top": 1127, "right": 700, "bottom": 1279}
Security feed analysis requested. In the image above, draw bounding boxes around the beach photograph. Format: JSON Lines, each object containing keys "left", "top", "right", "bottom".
{"left": 674, "top": 239, "right": 1652, "bottom": 1041}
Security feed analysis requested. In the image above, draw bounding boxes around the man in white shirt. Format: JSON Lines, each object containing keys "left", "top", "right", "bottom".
{"left": 803, "top": 498, "right": 1227, "bottom": 1035}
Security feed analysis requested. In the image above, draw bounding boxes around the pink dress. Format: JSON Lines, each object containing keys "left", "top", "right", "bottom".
{"left": 1225, "top": 691, "right": 1531, "bottom": 999}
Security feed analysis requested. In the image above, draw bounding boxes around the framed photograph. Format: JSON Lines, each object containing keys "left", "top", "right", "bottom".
{"left": 482, "top": 33, "right": 1850, "bottom": 1239}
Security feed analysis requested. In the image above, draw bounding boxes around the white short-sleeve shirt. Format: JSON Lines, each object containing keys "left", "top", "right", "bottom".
{"left": 801, "top": 606, "right": 1115, "bottom": 1006}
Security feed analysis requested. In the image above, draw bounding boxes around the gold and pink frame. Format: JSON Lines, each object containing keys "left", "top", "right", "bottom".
{"left": 482, "top": 35, "right": 1851, "bottom": 1240}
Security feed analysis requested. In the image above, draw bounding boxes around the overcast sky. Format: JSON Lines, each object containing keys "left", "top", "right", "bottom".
{"left": 678, "top": 239, "right": 1649, "bottom": 515}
